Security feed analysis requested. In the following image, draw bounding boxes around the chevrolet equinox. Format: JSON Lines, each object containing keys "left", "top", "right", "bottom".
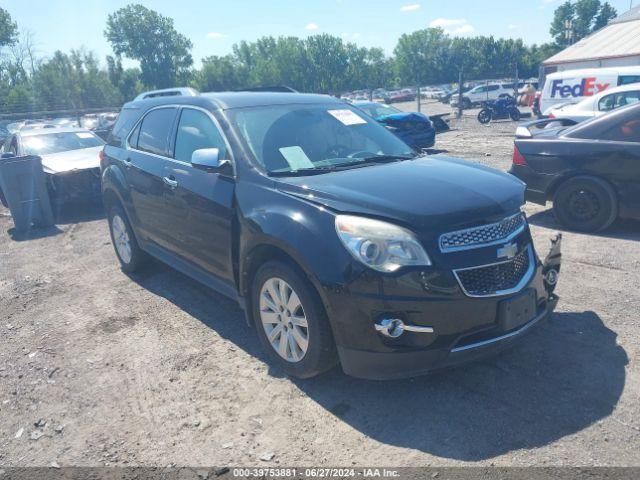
{"left": 101, "top": 92, "right": 562, "bottom": 380}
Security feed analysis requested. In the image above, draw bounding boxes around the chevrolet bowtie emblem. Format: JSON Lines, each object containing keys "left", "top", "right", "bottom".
{"left": 497, "top": 242, "right": 518, "bottom": 260}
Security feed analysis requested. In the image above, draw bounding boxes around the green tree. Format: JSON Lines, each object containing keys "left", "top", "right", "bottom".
{"left": 594, "top": 2, "right": 618, "bottom": 30}
{"left": 550, "top": 0, "right": 617, "bottom": 46}
{"left": 394, "top": 28, "right": 450, "bottom": 86}
{"left": 105, "top": 4, "right": 193, "bottom": 89}
{"left": 0, "top": 7, "right": 17, "bottom": 47}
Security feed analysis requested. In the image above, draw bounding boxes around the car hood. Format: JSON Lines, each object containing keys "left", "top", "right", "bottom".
{"left": 376, "top": 112, "right": 431, "bottom": 123}
{"left": 40, "top": 146, "right": 102, "bottom": 174}
{"left": 275, "top": 156, "right": 525, "bottom": 232}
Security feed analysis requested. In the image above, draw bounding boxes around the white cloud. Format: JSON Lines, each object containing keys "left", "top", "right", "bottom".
{"left": 341, "top": 32, "right": 361, "bottom": 40}
{"left": 429, "top": 18, "right": 475, "bottom": 35}
{"left": 400, "top": 4, "right": 421, "bottom": 12}
{"left": 508, "top": 24, "right": 519, "bottom": 30}
{"left": 306, "top": 22, "right": 319, "bottom": 30}
{"left": 206, "top": 32, "right": 226, "bottom": 39}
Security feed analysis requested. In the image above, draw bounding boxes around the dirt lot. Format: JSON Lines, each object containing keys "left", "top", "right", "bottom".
{"left": 1, "top": 101, "right": 639, "bottom": 468}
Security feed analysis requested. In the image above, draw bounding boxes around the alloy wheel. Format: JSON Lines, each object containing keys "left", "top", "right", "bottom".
{"left": 259, "top": 277, "right": 309, "bottom": 362}
{"left": 111, "top": 214, "right": 132, "bottom": 264}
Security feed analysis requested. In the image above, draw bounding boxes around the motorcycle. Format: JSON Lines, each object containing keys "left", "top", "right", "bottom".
{"left": 477, "top": 97, "right": 521, "bottom": 124}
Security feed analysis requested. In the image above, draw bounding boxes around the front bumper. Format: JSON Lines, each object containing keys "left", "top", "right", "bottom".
{"left": 338, "top": 294, "right": 557, "bottom": 380}
{"left": 321, "top": 235, "right": 562, "bottom": 380}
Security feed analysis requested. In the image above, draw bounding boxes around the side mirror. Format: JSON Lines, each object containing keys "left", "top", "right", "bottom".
{"left": 191, "top": 148, "right": 231, "bottom": 173}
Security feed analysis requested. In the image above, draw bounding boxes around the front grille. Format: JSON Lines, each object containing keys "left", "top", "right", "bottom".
{"left": 454, "top": 246, "right": 532, "bottom": 297}
{"left": 440, "top": 213, "right": 525, "bottom": 252}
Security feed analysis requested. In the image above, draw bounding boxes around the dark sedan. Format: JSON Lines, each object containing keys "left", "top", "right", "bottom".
{"left": 354, "top": 102, "right": 436, "bottom": 150}
{"left": 509, "top": 103, "right": 640, "bottom": 232}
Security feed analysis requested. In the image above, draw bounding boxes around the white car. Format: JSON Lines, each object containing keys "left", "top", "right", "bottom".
{"left": 546, "top": 83, "right": 640, "bottom": 123}
{"left": 0, "top": 127, "right": 105, "bottom": 206}
{"left": 451, "top": 83, "right": 516, "bottom": 108}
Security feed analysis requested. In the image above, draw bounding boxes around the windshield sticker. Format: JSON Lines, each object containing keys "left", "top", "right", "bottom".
{"left": 76, "top": 132, "right": 94, "bottom": 139}
{"left": 279, "top": 146, "right": 315, "bottom": 171}
{"left": 328, "top": 109, "right": 367, "bottom": 126}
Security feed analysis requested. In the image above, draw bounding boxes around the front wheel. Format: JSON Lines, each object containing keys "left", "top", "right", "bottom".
{"left": 477, "top": 109, "right": 492, "bottom": 124}
{"left": 553, "top": 176, "right": 618, "bottom": 232}
{"left": 252, "top": 261, "right": 338, "bottom": 378}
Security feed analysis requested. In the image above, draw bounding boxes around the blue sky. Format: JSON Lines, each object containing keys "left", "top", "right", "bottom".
{"left": 3, "top": 0, "right": 636, "bottom": 67}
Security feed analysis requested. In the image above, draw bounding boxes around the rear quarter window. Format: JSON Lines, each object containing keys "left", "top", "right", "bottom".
{"left": 107, "top": 108, "right": 140, "bottom": 147}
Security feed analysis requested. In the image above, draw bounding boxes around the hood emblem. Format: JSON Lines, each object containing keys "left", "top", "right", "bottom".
{"left": 497, "top": 242, "right": 518, "bottom": 260}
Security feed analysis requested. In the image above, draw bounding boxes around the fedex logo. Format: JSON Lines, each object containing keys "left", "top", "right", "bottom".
{"left": 550, "top": 77, "right": 610, "bottom": 98}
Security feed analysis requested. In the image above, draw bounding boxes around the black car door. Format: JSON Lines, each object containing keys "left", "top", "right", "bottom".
{"left": 125, "top": 106, "right": 179, "bottom": 250}
{"left": 597, "top": 115, "right": 640, "bottom": 215}
{"left": 162, "top": 107, "right": 235, "bottom": 283}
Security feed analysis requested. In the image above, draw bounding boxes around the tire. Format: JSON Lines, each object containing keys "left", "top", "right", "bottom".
{"left": 509, "top": 108, "right": 521, "bottom": 121}
{"left": 477, "top": 109, "right": 492, "bottom": 124}
{"left": 107, "top": 204, "right": 147, "bottom": 272}
{"left": 251, "top": 260, "right": 338, "bottom": 378}
{"left": 552, "top": 176, "right": 618, "bottom": 232}
{"left": 462, "top": 97, "right": 472, "bottom": 109}
{"left": 0, "top": 188, "right": 7, "bottom": 208}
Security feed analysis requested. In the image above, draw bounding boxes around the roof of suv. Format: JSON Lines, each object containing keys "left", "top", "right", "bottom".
{"left": 126, "top": 91, "right": 341, "bottom": 111}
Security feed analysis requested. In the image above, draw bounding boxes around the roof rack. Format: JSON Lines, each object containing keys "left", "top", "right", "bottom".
{"left": 134, "top": 87, "right": 199, "bottom": 101}
{"left": 236, "top": 86, "right": 299, "bottom": 93}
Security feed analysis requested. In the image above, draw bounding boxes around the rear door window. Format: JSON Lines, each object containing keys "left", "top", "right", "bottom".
{"left": 136, "top": 108, "right": 177, "bottom": 157}
{"left": 601, "top": 118, "right": 640, "bottom": 143}
{"left": 173, "top": 108, "right": 227, "bottom": 163}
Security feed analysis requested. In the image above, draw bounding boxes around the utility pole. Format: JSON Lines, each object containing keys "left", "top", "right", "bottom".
{"left": 457, "top": 69, "right": 464, "bottom": 119}
{"left": 564, "top": 19, "right": 574, "bottom": 47}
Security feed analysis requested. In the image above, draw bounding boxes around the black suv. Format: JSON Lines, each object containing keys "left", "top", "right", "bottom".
{"left": 101, "top": 92, "right": 562, "bottom": 380}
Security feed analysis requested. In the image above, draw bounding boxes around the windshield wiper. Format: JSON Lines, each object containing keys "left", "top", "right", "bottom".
{"left": 355, "top": 154, "right": 416, "bottom": 163}
{"left": 268, "top": 166, "right": 343, "bottom": 177}
{"left": 267, "top": 154, "right": 416, "bottom": 177}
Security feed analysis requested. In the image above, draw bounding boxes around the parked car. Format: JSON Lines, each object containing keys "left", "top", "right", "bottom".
{"left": 539, "top": 66, "right": 640, "bottom": 114}
{"left": 510, "top": 103, "right": 640, "bottom": 232}
{"left": 546, "top": 83, "right": 640, "bottom": 123}
{"left": 353, "top": 101, "right": 436, "bottom": 150}
{"left": 451, "top": 83, "right": 515, "bottom": 109}
{"left": 0, "top": 127, "right": 105, "bottom": 206}
{"left": 101, "top": 91, "right": 562, "bottom": 380}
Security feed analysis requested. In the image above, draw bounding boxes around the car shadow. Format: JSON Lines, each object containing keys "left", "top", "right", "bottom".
{"left": 53, "top": 200, "right": 105, "bottom": 225}
{"left": 3, "top": 201, "right": 105, "bottom": 241}
{"left": 528, "top": 207, "right": 640, "bottom": 241}
{"left": 131, "top": 263, "right": 627, "bottom": 461}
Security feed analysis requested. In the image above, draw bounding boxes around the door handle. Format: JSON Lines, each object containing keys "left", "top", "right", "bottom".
{"left": 163, "top": 176, "right": 178, "bottom": 188}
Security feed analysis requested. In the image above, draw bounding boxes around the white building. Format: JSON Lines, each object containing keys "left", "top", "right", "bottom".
{"left": 542, "top": 5, "right": 640, "bottom": 75}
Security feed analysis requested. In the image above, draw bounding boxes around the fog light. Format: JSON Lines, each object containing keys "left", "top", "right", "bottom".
{"left": 545, "top": 269, "right": 559, "bottom": 286}
{"left": 375, "top": 318, "right": 405, "bottom": 338}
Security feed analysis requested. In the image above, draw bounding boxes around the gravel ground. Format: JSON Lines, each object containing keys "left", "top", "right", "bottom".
{"left": 0, "top": 101, "right": 639, "bottom": 468}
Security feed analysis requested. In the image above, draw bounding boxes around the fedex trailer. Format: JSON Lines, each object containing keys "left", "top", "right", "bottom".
{"left": 540, "top": 66, "right": 640, "bottom": 114}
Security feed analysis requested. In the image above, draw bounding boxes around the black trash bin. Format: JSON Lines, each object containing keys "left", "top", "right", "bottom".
{"left": 0, "top": 155, "right": 54, "bottom": 232}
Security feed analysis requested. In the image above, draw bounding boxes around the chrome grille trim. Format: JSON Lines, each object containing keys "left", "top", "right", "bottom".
{"left": 453, "top": 245, "right": 535, "bottom": 298}
{"left": 439, "top": 213, "right": 526, "bottom": 252}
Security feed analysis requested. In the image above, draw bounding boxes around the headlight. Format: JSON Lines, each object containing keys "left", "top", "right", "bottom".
{"left": 335, "top": 215, "right": 431, "bottom": 272}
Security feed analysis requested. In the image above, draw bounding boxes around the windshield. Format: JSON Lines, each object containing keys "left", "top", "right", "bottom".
{"left": 21, "top": 131, "right": 105, "bottom": 156}
{"left": 357, "top": 103, "right": 402, "bottom": 118}
{"left": 229, "top": 103, "right": 414, "bottom": 175}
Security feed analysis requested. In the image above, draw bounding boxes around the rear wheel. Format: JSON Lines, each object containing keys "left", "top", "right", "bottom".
{"left": 553, "top": 176, "right": 618, "bottom": 232}
{"left": 108, "top": 204, "right": 147, "bottom": 272}
{"left": 252, "top": 261, "right": 337, "bottom": 378}
{"left": 509, "top": 108, "right": 521, "bottom": 121}
{"left": 477, "top": 109, "right": 492, "bottom": 124}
